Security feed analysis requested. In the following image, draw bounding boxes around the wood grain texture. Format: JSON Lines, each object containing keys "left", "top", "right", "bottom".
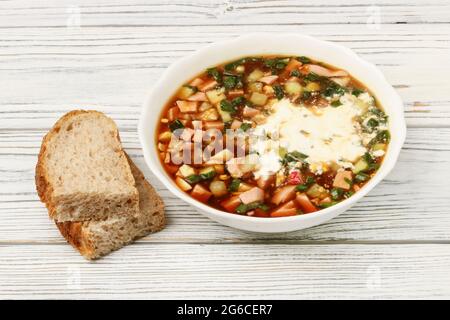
{"left": 1, "top": 0, "right": 450, "bottom": 299}
{"left": 1, "top": 244, "right": 450, "bottom": 299}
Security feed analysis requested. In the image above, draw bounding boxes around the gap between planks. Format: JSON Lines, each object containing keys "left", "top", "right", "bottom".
{"left": 3, "top": 240, "right": 450, "bottom": 246}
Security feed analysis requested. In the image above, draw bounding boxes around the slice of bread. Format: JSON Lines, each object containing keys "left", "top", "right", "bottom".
{"left": 36, "top": 110, "right": 140, "bottom": 222}
{"left": 56, "top": 155, "right": 165, "bottom": 260}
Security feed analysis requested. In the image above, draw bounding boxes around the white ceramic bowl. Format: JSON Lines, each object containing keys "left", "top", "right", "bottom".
{"left": 139, "top": 33, "right": 406, "bottom": 233}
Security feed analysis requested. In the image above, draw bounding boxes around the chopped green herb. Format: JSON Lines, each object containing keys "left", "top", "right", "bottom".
{"left": 220, "top": 99, "right": 237, "bottom": 114}
{"left": 290, "top": 69, "right": 301, "bottom": 77}
{"left": 235, "top": 203, "right": 248, "bottom": 214}
{"left": 235, "top": 201, "right": 268, "bottom": 214}
{"left": 366, "top": 118, "right": 379, "bottom": 128}
{"left": 185, "top": 174, "right": 201, "bottom": 184}
{"left": 370, "top": 108, "right": 384, "bottom": 116}
{"left": 323, "top": 82, "right": 346, "bottom": 97}
{"left": 295, "top": 184, "right": 308, "bottom": 191}
{"left": 223, "top": 75, "right": 237, "bottom": 89}
{"left": 295, "top": 176, "right": 315, "bottom": 191}
{"left": 264, "top": 58, "right": 289, "bottom": 73}
{"left": 363, "top": 152, "right": 374, "bottom": 165}
{"left": 369, "top": 130, "right": 390, "bottom": 146}
{"left": 331, "top": 100, "right": 342, "bottom": 107}
{"left": 344, "top": 177, "right": 353, "bottom": 187}
{"left": 199, "top": 170, "right": 216, "bottom": 180}
{"left": 355, "top": 172, "right": 369, "bottom": 183}
{"left": 305, "top": 176, "right": 315, "bottom": 185}
{"left": 344, "top": 190, "right": 355, "bottom": 198}
{"left": 318, "top": 201, "right": 338, "bottom": 209}
{"left": 183, "top": 84, "right": 198, "bottom": 93}
{"left": 185, "top": 170, "right": 216, "bottom": 184}
{"left": 302, "top": 91, "right": 312, "bottom": 100}
{"left": 228, "top": 179, "right": 241, "bottom": 192}
{"left": 169, "top": 119, "right": 184, "bottom": 132}
{"left": 304, "top": 72, "right": 320, "bottom": 82}
{"left": 224, "top": 57, "right": 261, "bottom": 72}
{"left": 297, "top": 56, "right": 311, "bottom": 64}
{"left": 352, "top": 88, "right": 364, "bottom": 96}
{"left": 207, "top": 67, "right": 222, "bottom": 83}
{"left": 330, "top": 188, "right": 344, "bottom": 200}
{"left": 231, "top": 96, "right": 246, "bottom": 107}
{"left": 245, "top": 100, "right": 254, "bottom": 108}
{"left": 283, "top": 151, "right": 308, "bottom": 164}
{"left": 273, "top": 85, "right": 285, "bottom": 100}
{"left": 240, "top": 123, "right": 252, "bottom": 132}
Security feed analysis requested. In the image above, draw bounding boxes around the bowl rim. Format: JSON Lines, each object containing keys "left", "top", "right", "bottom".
{"left": 139, "top": 33, "right": 406, "bottom": 226}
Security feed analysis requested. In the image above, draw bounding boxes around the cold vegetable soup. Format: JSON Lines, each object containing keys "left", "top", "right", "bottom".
{"left": 156, "top": 55, "right": 390, "bottom": 217}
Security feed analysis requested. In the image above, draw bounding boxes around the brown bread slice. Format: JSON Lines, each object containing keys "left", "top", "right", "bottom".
{"left": 56, "top": 155, "right": 165, "bottom": 260}
{"left": 36, "top": 110, "right": 140, "bottom": 222}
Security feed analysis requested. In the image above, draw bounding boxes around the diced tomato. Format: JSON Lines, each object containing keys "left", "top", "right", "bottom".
{"left": 239, "top": 187, "right": 264, "bottom": 204}
{"left": 191, "top": 184, "right": 212, "bottom": 203}
{"left": 287, "top": 170, "right": 304, "bottom": 185}
{"left": 295, "top": 193, "right": 317, "bottom": 214}
{"left": 270, "top": 200, "right": 298, "bottom": 217}
{"left": 220, "top": 195, "right": 242, "bottom": 212}
{"left": 165, "top": 164, "right": 179, "bottom": 174}
{"left": 271, "top": 185, "right": 296, "bottom": 205}
{"left": 251, "top": 208, "right": 269, "bottom": 217}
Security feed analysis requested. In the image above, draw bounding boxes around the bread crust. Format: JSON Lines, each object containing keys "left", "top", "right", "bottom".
{"left": 35, "top": 110, "right": 137, "bottom": 220}
{"left": 56, "top": 154, "right": 165, "bottom": 260}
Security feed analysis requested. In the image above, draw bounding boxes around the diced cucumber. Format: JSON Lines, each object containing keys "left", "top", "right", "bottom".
{"left": 247, "top": 69, "right": 264, "bottom": 82}
{"left": 158, "top": 131, "right": 172, "bottom": 142}
{"left": 249, "top": 92, "right": 268, "bottom": 106}
{"left": 248, "top": 82, "right": 263, "bottom": 93}
{"left": 217, "top": 108, "right": 232, "bottom": 122}
{"left": 237, "top": 182, "right": 253, "bottom": 192}
{"left": 284, "top": 82, "right": 303, "bottom": 95}
{"left": 206, "top": 88, "right": 226, "bottom": 104}
{"left": 372, "top": 143, "right": 387, "bottom": 151}
{"left": 305, "top": 82, "right": 320, "bottom": 92}
{"left": 278, "top": 146, "right": 287, "bottom": 158}
{"left": 177, "top": 86, "right": 195, "bottom": 99}
{"left": 353, "top": 158, "right": 368, "bottom": 174}
{"left": 306, "top": 183, "right": 328, "bottom": 199}
{"left": 199, "top": 166, "right": 216, "bottom": 180}
{"left": 355, "top": 99, "right": 369, "bottom": 114}
{"left": 178, "top": 164, "right": 196, "bottom": 178}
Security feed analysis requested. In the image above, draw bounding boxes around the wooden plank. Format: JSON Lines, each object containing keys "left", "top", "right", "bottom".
{"left": 1, "top": 128, "right": 449, "bottom": 243}
{"left": 1, "top": 243, "right": 449, "bottom": 299}
{"left": 1, "top": 23, "right": 449, "bottom": 127}
{"left": 0, "top": 0, "right": 449, "bottom": 28}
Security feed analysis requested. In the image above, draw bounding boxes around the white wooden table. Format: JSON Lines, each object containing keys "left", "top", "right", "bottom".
{"left": 1, "top": 0, "right": 450, "bottom": 299}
